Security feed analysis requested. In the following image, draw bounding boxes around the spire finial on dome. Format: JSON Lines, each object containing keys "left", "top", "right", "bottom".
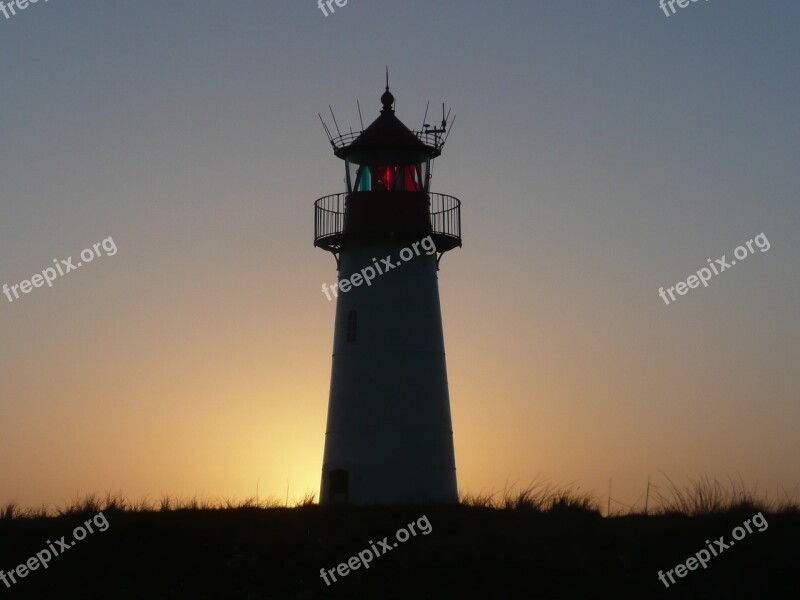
{"left": 381, "top": 67, "right": 394, "bottom": 113}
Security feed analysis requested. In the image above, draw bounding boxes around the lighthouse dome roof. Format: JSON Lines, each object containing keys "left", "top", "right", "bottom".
{"left": 334, "top": 90, "right": 439, "bottom": 160}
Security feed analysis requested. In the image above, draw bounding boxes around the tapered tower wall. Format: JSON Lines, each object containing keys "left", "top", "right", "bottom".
{"left": 320, "top": 240, "right": 457, "bottom": 505}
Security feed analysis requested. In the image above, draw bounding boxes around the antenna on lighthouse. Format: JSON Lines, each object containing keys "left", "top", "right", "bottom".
{"left": 318, "top": 113, "right": 333, "bottom": 144}
{"left": 328, "top": 105, "right": 342, "bottom": 138}
{"left": 442, "top": 113, "right": 457, "bottom": 146}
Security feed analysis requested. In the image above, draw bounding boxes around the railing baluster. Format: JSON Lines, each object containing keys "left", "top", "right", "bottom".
{"left": 317, "top": 192, "right": 460, "bottom": 247}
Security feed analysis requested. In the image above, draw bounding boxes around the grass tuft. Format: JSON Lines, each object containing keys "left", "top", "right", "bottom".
{"left": 460, "top": 479, "right": 599, "bottom": 515}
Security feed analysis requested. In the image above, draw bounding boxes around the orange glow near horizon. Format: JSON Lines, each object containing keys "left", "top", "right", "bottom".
{"left": 1, "top": 3, "right": 798, "bottom": 514}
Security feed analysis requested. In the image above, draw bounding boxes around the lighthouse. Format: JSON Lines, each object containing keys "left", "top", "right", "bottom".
{"left": 314, "top": 83, "right": 461, "bottom": 505}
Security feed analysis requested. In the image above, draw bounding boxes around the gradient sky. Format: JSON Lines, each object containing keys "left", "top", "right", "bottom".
{"left": 1, "top": 1, "right": 798, "bottom": 511}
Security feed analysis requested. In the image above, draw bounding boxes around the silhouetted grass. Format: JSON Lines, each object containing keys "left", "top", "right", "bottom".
{"left": 0, "top": 490, "right": 317, "bottom": 521}
{"left": 459, "top": 479, "right": 599, "bottom": 514}
{"left": 3, "top": 477, "right": 797, "bottom": 522}
{"left": 1, "top": 483, "right": 798, "bottom": 598}
{"left": 606, "top": 474, "right": 800, "bottom": 517}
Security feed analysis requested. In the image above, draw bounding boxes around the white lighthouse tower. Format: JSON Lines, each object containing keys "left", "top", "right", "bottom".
{"left": 314, "top": 84, "right": 462, "bottom": 506}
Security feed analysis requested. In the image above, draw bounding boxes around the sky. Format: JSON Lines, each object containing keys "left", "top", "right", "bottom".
{"left": 1, "top": 1, "right": 798, "bottom": 511}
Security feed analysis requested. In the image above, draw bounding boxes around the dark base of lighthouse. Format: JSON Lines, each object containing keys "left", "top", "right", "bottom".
{"left": 321, "top": 454, "right": 458, "bottom": 506}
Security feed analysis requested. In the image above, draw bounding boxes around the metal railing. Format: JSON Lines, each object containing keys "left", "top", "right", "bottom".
{"left": 429, "top": 193, "right": 462, "bottom": 245}
{"left": 329, "top": 132, "right": 361, "bottom": 153}
{"left": 314, "top": 193, "right": 346, "bottom": 245}
{"left": 412, "top": 130, "right": 447, "bottom": 154}
{"left": 313, "top": 192, "right": 462, "bottom": 250}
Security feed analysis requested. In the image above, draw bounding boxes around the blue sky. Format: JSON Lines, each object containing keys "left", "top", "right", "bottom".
{"left": 1, "top": 1, "right": 798, "bottom": 508}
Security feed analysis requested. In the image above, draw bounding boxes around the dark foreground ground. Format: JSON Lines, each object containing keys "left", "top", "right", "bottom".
{"left": 0, "top": 505, "right": 797, "bottom": 599}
